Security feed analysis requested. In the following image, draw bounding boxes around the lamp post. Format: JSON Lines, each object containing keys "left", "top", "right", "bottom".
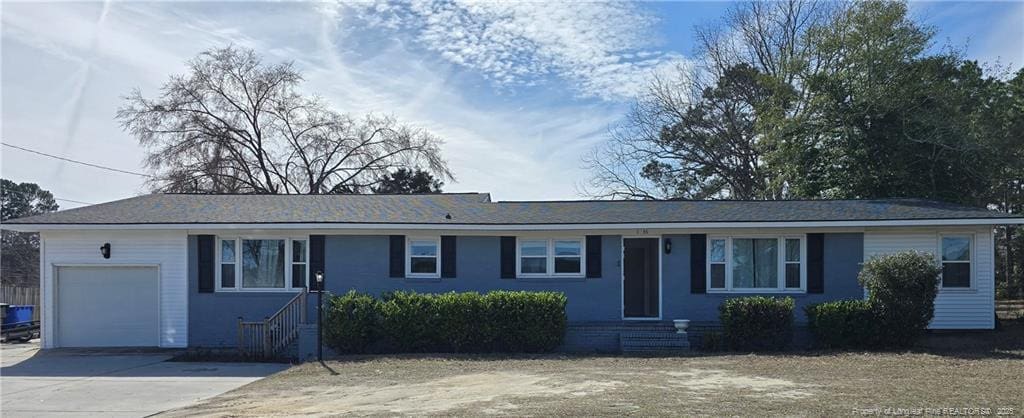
{"left": 315, "top": 270, "right": 324, "bottom": 362}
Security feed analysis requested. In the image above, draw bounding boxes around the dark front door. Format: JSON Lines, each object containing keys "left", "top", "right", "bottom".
{"left": 623, "top": 238, "right": 659, "bottom": 318}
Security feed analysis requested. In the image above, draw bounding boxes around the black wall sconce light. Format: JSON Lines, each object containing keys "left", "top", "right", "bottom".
{"left": 664, "top": 238, "right": 672, "bottom": 254}
{"left": 100, "top": 243, "right": 111, "bottom": 259}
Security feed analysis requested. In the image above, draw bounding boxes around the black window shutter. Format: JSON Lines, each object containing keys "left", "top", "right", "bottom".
{"left": 807, "top": 233, "right": 825, "bottom": 294}
{"left": 309, "top": 235, "right": 325, "bottom": 290}
{"left": 500, "top": 236, "right": 516, "bottom": 279}
{"left": 197, "top": 235, "right": 215, "bottom": 293}
{"left": 389, "top": 235, "right": 405, "bottom": 278}
{"left": 441, "top": 236, "right": 457, "bottom": 278}
{"left": 690, "top": 234, "right": 707, "bottom": 294}
{"left": 586, "top": 235, "right": 602, "bottom": 278}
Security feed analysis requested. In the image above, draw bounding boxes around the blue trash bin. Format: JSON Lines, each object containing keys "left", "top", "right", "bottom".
{"left": 2, "top": 305, "right": 34, "bottom": 329}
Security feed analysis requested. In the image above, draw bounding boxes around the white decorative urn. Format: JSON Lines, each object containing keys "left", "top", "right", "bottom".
{"left": 673, "top": 319, "right": 690, "bottom": 334}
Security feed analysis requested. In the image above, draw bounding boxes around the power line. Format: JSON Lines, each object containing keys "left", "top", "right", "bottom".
{"left": 53, "top": 198, "right": 93, "bottom": 206}
{"left": 2, "top": 142, "right": 153, "bottom": 178}
{"left": 1, "top": 186, "right": 94, "bottom": 206}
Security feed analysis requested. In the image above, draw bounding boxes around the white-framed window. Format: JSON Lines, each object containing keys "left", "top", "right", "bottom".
{"left": 784, "top": 238, "right": 802, "bottom": 289}
{"left": 220, "top": 239, "right": 236, "bottom": 288}
{"left": 553, "top": 240, "right": 583, "bottom": 274}
{"left": 519, "top": 239, "right": 548, "bottom": 275}
{"left": 707, "top": 235, "right": 806, "bottom": 293}
{"left": 709, "top": 238, "right": 726, "bottom": 289}
{"left": 216, "top": 236, "right": 308, "bottom": 292}
{"left": 516, "top": 237, "right": 585, "bottom": 277}
{"left": 406, "top": 237, "right": 440, "bottom": 278}
{"left": 939, "top": 234, "right": 972, "bottom": 288}
{"left": 292, "top": 239, "right": 307, "bottom": 287}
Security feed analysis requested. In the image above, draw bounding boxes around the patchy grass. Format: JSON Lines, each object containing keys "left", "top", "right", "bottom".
{"left": 161, "top": 322, "right": 1024, "bottom": 417}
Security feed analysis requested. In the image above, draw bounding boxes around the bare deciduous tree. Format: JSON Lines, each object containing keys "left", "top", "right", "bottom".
{"left": 118, "top": 46, "right": 452, "bottom": 194}
{"left": 583, "top": 0, "right": 837, "bottom": 200}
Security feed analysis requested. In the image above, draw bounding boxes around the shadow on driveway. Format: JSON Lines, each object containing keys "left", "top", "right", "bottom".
{"left": 1, "top": 341, "right": 289, "bottom": 417}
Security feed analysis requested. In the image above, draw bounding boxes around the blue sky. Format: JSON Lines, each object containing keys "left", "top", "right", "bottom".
{"left": 2, "top": 1, "right": 1021, "bottom": 208}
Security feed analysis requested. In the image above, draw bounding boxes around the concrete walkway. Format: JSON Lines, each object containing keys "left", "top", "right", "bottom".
{"left": 1, "top": 341, "right": 288, "bottom": 417}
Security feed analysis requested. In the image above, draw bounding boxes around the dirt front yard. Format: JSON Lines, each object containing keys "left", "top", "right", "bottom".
{"left": 162, "top": 343, "right": 1023, "bottom": 416}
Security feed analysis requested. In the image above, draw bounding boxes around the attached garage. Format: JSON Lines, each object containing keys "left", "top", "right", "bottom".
{"left": 34, "top": 230, "right": 188, "bottom": 349}
{"left": 54, "top": 266, "right": 160, "bottom": 347}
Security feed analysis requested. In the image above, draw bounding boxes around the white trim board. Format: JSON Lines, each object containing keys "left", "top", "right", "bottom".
{"left": 5, "top": 217, "right": 1023, "bottom": 232}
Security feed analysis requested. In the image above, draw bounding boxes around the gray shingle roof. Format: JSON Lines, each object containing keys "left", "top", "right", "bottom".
{"left": 3, "top": 193, "right": 1018, "bottom": 226}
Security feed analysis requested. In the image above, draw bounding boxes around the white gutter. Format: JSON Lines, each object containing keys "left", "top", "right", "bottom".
{"left": 3, "top": 217, "right": 1023, "bottom": 232}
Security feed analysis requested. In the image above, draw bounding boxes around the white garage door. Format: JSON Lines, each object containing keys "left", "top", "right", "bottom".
{"left": 55, "top": 266, "right": 159, "bottom": 347}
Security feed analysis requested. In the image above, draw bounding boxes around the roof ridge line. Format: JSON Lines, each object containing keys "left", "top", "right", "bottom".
{"left": 493, "top": 197, "right": 949, "bottom": 204}
{"left": 158, "top": 192, "right": 488, "bottom": 196}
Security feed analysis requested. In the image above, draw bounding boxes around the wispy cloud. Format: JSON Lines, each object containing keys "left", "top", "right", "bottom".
{"left": 8, "top": 1, "right": 1010, "bottom": 206}
{"left": 299, "top": 7, "right": 626, "bottom": 199}
{"left": 343, "top": 1, "right": 685, "bottom": 100}
{"left": 2, "top": 1, "right": 627, "bottom": 202}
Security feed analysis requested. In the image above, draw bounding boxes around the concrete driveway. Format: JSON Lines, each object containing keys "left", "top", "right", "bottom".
{"left": 1, "top": 341, "right": 288, "bottom": 417}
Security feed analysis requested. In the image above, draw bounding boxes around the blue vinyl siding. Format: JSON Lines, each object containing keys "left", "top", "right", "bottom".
{"left": 186, "top": 232, "right": 864, "bottom": 347}
{"left": 322, "top": 235, "right": 623, "bottom": 321}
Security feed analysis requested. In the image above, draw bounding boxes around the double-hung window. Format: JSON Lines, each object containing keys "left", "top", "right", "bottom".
{"left": 519, "top": 240, "right": 548, "bottom": 275}
{"left": 217, "top": 237, "right": 307, "bottom": 291}
{"left": 406, "top": 237, "right": 440, "bottom": 278}
{"left": 517, "top": 238, "right": 584, "bottom": 277}
{"left": 708, "top": 236, "right": 805, "bottom": 292}
{"left": 553, "top": 240, "right": 583, "bottom": 274}
{"left": 709, "top": 238, "right": 726, "bottom": 289}
{"left": 940, "top": 235, "right": 972, "bottom": 288}
{"left": 220, "top": 239, "right": 236, "bottom": 288}
{"left": 784, "top": 238, "right": 802, "bottom": 288}
{"left": 292, "top": 239, "right": 307, "bottom": 287}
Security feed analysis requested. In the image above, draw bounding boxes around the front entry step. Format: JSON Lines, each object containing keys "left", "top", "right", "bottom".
{"left": 620, "top": 331, "right": 690, "bottom": 353}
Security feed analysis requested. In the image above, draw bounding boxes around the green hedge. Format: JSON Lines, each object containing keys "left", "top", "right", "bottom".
{"left": 804, "top": 300, "right": 881, "bottom": 349}
{"left": 323, "top": 290, "right": 567, "bottom": 354}
{"left": 719, "top": 296, "right": 794, "bottom": 351}
{"left": 323, "top": 290, "right": 380, "bottom": 353}
{"left": 483, "top": 290, "right": 567, "bottom": 352}
{"left": 859, "top": 251, "right": 941, "bottom": 348}
{"left": 804, "top": 251, "right": 941, "bottom": 350}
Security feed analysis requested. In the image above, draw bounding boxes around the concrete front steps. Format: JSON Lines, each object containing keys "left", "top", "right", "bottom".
{"left": 562, "top": 321, "right": 697, "bottom": 353}
{"left": 619, "top": 331, "right": 690, "bottom": 353}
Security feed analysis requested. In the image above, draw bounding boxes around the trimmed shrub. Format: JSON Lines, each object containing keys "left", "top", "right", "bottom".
{"left": 699, "top": 330, "right": 726, "bottom": 352}
{"left": 377, "top": 291, "right": 496, "bottom": 352}
{"left": 859, "top": 251, "right": 941, "bottom": 348}
{"left": 434, "top": 291, "right": 492, "bottom": 351}
{"left": 378, "top": 291, "right": 440, "bottom": 352}
{"left": 804, "top": 300, "right": 881, "bottom": 349}
{"left": 323, "top": 290, "right": 567, "bottom": 354}
{"left": 719, "top": 296, "right": 794, "bottom": 351}
{"left": 323, "top": 290, "right": 381, "bottom": 353}
{"left": 485, "top": 290, "right": 567, "bottom": 352}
